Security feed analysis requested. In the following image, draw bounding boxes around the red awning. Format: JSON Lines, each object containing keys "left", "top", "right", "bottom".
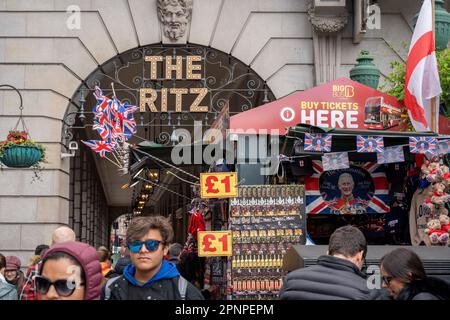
{"left": 230, "top": 77, "right": 450, "bottom": 135}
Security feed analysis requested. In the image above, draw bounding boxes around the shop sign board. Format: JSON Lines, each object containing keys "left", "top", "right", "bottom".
{"left": 200, "top": 172, "right": 238, "bottom": 199}
{"left": 198, "top": 231, "right": 233, "bottom": 257}
{"left": 230, "top": 77, "right": 406, "bottom": 134}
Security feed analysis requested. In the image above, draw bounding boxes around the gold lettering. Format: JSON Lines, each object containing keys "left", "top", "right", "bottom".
{"left": 165, "top": 56, "right": 183, "bottom": 79}
{"left": 161, "top": 88, "right": 168, "bottom": 112}
{"left": 190, "top": 88, "right": 208, "bottom": 112}
{"left": 186, "top": 55, "right": 202, "bottom": 80}
{"left": 145, "top": 56, "right": 163, "bottom": 80}
{"left": 140, "top": 88, "right": 158, "bottom": 112}
{"left": 170, "top": 88, "right": 189, "bottom": 112}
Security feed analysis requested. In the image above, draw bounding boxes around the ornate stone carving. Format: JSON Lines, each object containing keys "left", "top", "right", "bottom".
{"left": 306, "top": 0, "right": 349, "bottom": 34}
{"left": 157, "top": 0, "right": 193, "bottom": 42}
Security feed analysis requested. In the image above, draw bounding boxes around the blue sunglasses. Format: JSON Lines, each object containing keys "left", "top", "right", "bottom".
{"left": 128, "top": 239, "right": 162, "bottom": 253}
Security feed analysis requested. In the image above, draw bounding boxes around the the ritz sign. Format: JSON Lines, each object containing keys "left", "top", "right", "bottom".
{"left": 139, "top": 55, "right": 209, "bottom": 113}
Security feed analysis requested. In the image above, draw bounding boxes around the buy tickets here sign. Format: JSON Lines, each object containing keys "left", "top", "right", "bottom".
{"left": 229, "top": 77, "right": 405, "bottom": 135}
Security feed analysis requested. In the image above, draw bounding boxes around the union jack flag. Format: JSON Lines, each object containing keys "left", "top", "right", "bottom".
{"left": 357, "top": 136, "right": 384, "bottom": 153}
{"left": 305, "top": 161, "right": 389, "bottom": 214}
{"left": 438, "top": 139, "right": 450, "bottom": 155}
{"left": 377, "top": 146, "right": 405, "bottom": 164}
{"left": 81, "top": 140, "right": 115, "bottom": 158}
{"left": 91, "top": 87, "right": 138, "bottom": 143}
{"left": 304, "top": 133, "right": 332, "bottom": 152}
{"left": 409, "top": 137, "right": 437, "bottom": 154}
{"left": 322, "top": 152, "right": 349, "bottom": 171}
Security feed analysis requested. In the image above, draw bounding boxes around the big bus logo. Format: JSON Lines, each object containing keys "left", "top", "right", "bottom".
{"left": 332, "top": 85, "right": 354, "bottom": 98}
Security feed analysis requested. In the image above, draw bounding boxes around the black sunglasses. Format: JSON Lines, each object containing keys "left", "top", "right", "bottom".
{"left": 35, "top": 275, "right": 84, "bottom": 297}
{"left": 382, "top": 275, "right": 394, "bottom": 285}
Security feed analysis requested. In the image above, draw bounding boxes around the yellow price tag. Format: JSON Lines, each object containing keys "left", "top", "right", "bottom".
{"left": 200, "top": 172, "right": 238, "bottom": 199}
{"left": 197, "top": 231, "right": 232, "bottom": 257}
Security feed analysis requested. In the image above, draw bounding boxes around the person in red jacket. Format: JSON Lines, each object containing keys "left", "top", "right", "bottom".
{"left": 20, "top": 244, "right": 49, "bottom": 300}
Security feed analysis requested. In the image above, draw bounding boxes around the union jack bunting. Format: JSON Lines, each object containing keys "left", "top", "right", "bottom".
{"left": 305, "top": 161, "right": 390, "bottom": 214}
{"left": 357, "top": 136, "right": 384, "bottom": 153}
{"left": 322, "top": 152, "right": 349, "bottom": 171}
{"left": 438, "top": 140, "right": 450, "bottom": 155}
{"left": 409, "top": 137, "right": 437, "bottom": 154}
{"left": 304, "top": 133, "right": 332, "bottom": 152}
{"left": 81, "top": 140, "right": 115, "bottom": 158}
{"left": 377, "top": 146, "right": 405, "bottom": 164}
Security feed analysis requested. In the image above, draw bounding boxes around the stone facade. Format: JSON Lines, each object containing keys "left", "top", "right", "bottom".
{"left": 0, "top": 0, "right": 428, "bottom": 267}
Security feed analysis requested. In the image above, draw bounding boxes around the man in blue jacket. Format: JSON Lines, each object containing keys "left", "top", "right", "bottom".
{"left": 104, "top": 216, "right": 203, "bottom": 300}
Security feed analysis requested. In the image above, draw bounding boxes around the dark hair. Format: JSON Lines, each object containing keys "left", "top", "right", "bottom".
{"left": 169, "top": 243, "right": 183, "bottom": 257}
{"left": 126, "top": 216, "right": 173, "bottom": 246}
{"left": 381, "top": 248, "right": 426, "bottom": 282}
{"left": 41, "top": 252, "right": 86, "bottom": 283}
{"left": 35, "top": 244, "right": 50, "bottom": 256}
{"left": 328, "top": 225, "right": 367, "bottom": 258}
{"left": 0, "top": 253, "right": 5, "bottom": 270}
{"left": 97, "top": 248, "right": 111, "bottom": 263}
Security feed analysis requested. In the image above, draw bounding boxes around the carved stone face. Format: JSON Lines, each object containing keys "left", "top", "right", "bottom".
{"left": 158, "top": 0, "right": 192, "bottom": 41}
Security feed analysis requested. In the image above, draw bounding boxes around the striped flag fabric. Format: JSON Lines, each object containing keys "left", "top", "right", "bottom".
{"left": 377, "top": 146, "right": 405, "bottom": 164}
{"left": 404, "top": 0, "right": 442, "bottom": 132}
{"left": 322, "top": 152, "right": 349, "bottom": 172}
{"left": 357, "top": 136, "right": 384, "bottom": 153}
{"left": 304, "top": 133, "right": 332, "bottom": 152}
{"left": 409, "top": 136, "right": 437, "bottom": 154}
{"left": 438, "top": 139, "right": 450, "bottom": 154}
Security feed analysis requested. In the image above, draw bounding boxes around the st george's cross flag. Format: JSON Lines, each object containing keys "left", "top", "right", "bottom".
{"left": 404, "top": 0, "right": 442, "bottom": 132}
{"left": 357, "top": 136, "right": 385, "bottom": 153}
{"left": 377, "top": 146, "right": 405, "bottom": 164}
{"left": 304, "top": 133, "right": 332, "bottom": 152}
{"left": 409, "top": 136, "right": 437, "bottom": 154}
{"left": 322, "top": 152, "right": 349, "bottom": 171}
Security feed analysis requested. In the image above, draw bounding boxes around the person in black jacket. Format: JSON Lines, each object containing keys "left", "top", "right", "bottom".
{"left": 380, "top": 247, "right": 450, "bottom": 300}
{"left": 104, "top": 216, "right": 203, "bottom": 300}
{"left": 279, "top": 225, "right": 371, "bottom": 300}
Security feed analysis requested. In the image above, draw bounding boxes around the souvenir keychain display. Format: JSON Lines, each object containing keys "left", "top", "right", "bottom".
{"left": 229, "top": 185, "right": 306, "bottom": 300}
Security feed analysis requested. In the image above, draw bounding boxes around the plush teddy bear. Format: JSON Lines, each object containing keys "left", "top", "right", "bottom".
{"left": 425, "top": 219, "right": 449, "bottom": 244}
{"left": 440, "top": 214, "right": 450, "bottom": 233}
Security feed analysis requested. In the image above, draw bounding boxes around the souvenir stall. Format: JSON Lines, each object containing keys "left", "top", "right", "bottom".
{"left": 228, "top": 185, "right": 306, "bottom": 300}
{"left": 279, "top": 125, "right": 450, "bottom": 247}
{"left": 229, "top": 77, "right": 450, "bottom": 249}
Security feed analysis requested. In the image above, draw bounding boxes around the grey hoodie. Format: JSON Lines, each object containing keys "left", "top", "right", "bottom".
{"left": 0, "top": 281, "right": 18, "bottom": 300}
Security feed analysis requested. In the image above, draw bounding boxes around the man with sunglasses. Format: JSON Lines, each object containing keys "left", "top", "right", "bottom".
{"left": 280, "top": 225, "right": 371, "bottom": 300}
{"left": 104, "top": 216, "right": 203, "bottom": 300}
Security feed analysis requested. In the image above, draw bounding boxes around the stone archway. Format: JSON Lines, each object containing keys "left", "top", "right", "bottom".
{"left": 61, "top": 43, "right": 275, "bottom": 246}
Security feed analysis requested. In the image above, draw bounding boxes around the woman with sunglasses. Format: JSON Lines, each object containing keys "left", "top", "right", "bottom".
{"left": 36, "top": 242, "right": 103, "bottom": 300}
{"left": 380, "top": 248, "right": 450, "bottom": 300}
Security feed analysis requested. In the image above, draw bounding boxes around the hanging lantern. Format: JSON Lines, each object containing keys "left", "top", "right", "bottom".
{"left": 349, "top": 50, "right": 381, "bottom": 89}
{"left": 414, "top": 0, "right": 450, "bottom": 50}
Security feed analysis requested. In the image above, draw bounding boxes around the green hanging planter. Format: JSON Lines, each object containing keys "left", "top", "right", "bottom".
{"left": 414, "top": 0, "right": 450, "bottom": 50}
{"left": 349, "top": 50, "right": 381, "bottom": 89}
{"left": 0, "top": 145, "right": 43, "bottom": 168}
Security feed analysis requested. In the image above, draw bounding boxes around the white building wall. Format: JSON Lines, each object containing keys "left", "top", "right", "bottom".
{"left": 0, "top": 0, "right": 423, "bottom": 266}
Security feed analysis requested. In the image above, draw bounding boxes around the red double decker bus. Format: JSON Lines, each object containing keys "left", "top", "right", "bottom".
{"left": 364, "top": 97, "right": 401, "bottom": 129}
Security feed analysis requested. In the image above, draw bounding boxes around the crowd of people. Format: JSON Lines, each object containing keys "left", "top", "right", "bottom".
{"left": 1, "top": 218, "right": 449, "bottom": 300}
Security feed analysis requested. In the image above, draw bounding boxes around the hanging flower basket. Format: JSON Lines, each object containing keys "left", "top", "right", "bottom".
{"left": 0, "top": 131, "right": 45, "bottom": 168}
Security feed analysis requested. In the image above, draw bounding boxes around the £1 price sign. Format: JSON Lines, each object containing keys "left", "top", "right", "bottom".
{"left": 198, "top": 231, "right": 232, "bottom": 257}
{"left": 200, "top": 172, "right": 238, "bottom": 199}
